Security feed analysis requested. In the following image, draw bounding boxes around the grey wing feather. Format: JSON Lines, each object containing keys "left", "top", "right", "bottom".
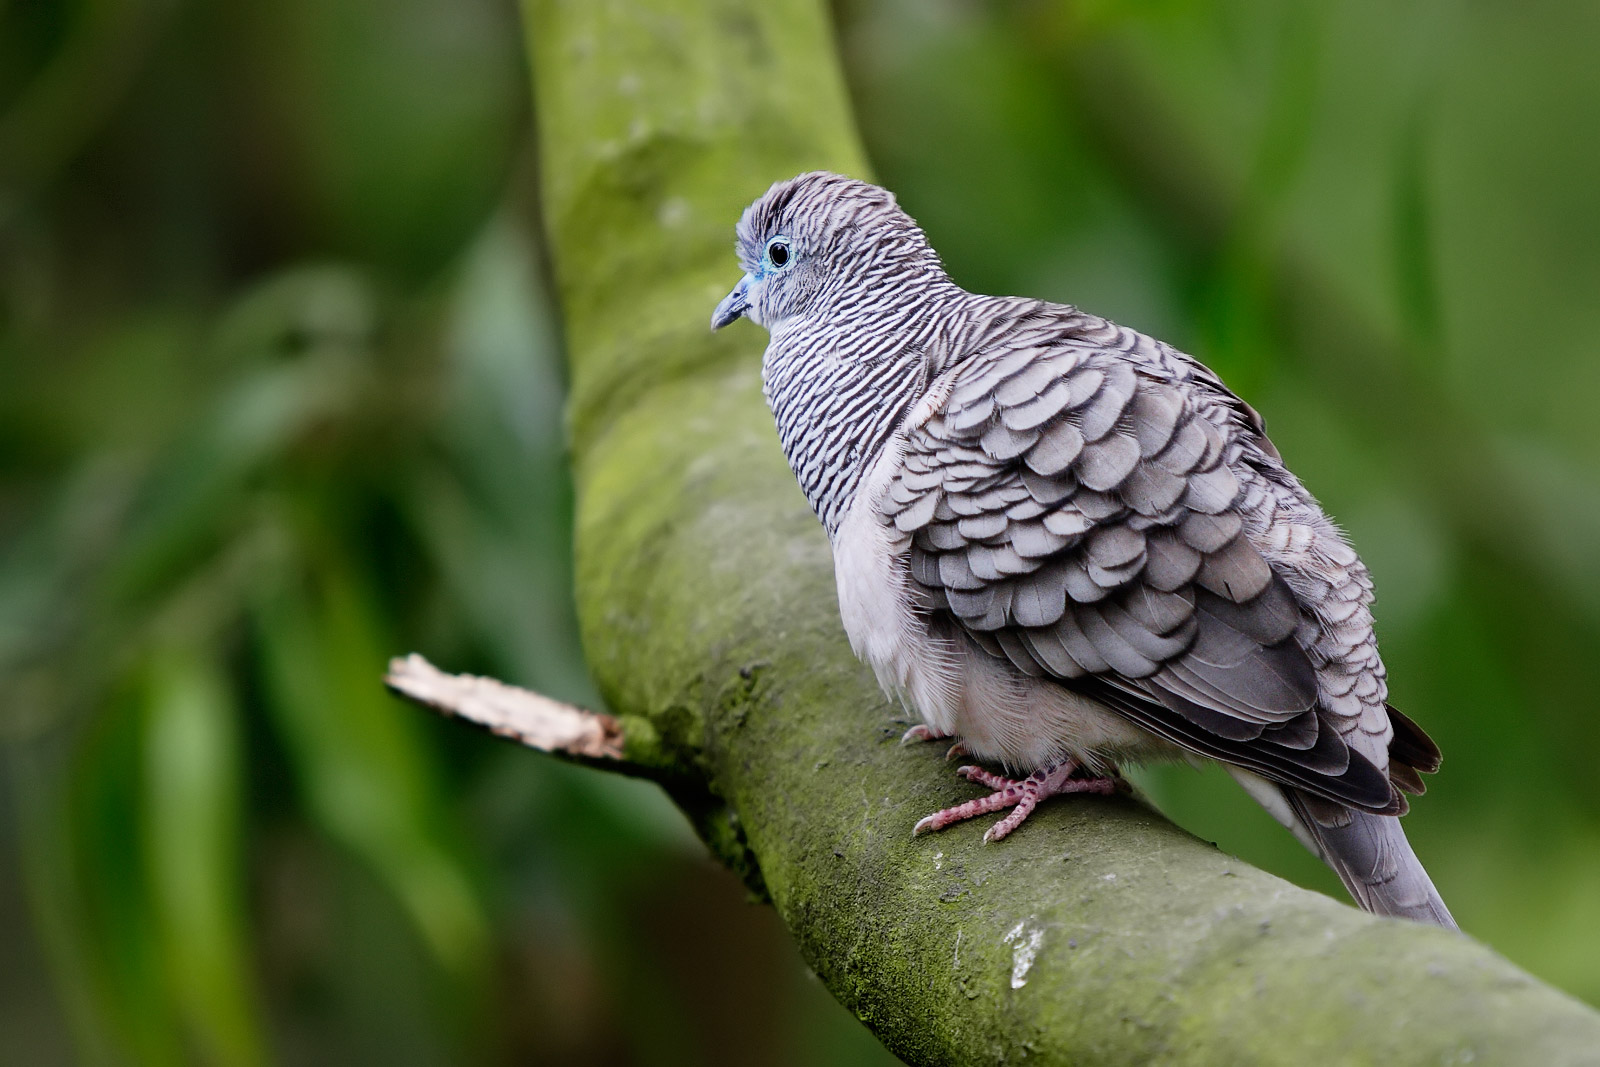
{"left": 881, "top": 321, "right": 1420, "bottom": 815}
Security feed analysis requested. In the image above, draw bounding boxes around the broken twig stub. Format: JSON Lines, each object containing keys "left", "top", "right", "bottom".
{"left": 384, "top": 654, "right": 623, "bottom": 760}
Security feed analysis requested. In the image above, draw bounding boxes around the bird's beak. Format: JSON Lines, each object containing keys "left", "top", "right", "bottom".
{"left": 710, "top": 275, "right": 751, "bottom": 331}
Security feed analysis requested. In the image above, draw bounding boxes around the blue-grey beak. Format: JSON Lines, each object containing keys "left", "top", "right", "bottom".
{"left": 710, "top": 275, "right": 751, "bottom": 331}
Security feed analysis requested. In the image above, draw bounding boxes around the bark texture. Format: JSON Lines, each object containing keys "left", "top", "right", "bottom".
{"left": 521, "top": 0, "right": 1600, "bottom": 1061}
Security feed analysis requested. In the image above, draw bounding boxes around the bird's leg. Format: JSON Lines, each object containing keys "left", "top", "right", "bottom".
{"left": 899, "top": 722, "right": 970, "bottom": 760}
{"left": 913, "top": 758, "right": 1118, "bottom": 843}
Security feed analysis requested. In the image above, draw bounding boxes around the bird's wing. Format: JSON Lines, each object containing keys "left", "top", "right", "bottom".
{"left": 882, "top": 325, "right": 1404, "bottom": 814}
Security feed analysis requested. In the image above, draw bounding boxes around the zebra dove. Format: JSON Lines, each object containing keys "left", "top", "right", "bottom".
{"left": 711, "top": 172, "right": 1454, "bottom": 928}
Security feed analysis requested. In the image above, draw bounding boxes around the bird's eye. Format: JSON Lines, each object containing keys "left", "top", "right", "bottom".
{"left": 766, "top": 238, "right": 790, "bottom": 269}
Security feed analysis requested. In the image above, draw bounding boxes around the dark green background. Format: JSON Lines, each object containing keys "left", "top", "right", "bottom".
{"left": 3, "top": 0, "right": 1597, "bottom": 1062}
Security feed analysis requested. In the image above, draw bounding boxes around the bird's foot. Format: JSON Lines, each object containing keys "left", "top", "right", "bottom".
{"left": 899, "top": 723, "right": 970, "bottom": 760}
{"left": 912, "top": 759, "right": 1118, "bottom": 843}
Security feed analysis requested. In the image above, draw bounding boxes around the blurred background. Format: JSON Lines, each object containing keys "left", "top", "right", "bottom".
{"left": 2, "top": 0, "right": 1597, "bottom": 1062}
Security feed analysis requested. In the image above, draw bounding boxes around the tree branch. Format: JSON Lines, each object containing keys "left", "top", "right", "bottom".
{"left": 396, "top": 1, "right": 1600, "bottom": 1062}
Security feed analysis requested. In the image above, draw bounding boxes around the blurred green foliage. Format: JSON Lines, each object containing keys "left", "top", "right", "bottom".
{"left": 1, "top": 0, "right": 1597, "bottom": 1062}
{"left": 0, "top": 0, "right": 899, "bottom": 1062}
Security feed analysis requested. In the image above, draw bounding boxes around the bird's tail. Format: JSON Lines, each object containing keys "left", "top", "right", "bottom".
{"left": 1286, "top": 788, "right": 1457, "bottom": 929}
{"left": 1224, "top": 767, "right": 1457, "bottom": 929}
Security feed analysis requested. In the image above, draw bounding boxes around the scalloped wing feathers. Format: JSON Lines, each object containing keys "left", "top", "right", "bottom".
{"left": 882, "top": 311, "right": 1423, "bottom": 816}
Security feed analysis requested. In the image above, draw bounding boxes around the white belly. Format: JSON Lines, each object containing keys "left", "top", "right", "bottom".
{"left": 831, "top": 437, "right": 1163, "bottom": 773}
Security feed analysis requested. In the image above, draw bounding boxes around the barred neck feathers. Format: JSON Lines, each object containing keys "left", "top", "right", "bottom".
{"left": 727, "top": 171, "right": 1056, "bottom": 535}
{"left": 763, "top": 283, "right": 970, "bottom": 537}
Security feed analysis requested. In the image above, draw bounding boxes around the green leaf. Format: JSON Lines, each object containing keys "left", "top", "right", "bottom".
{"left": 140, "top": 645, "right": 264, "bottom": 1067}
{"left": 253, "top": 552, "right": 488, "bottom": 975}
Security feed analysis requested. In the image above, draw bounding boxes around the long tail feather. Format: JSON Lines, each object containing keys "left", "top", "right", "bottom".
{"left": 1224, "top": 767, "right": 1457, "bottom": 929}
{"left": 1285, "top": 789, "right": 1456, "bottom": 929}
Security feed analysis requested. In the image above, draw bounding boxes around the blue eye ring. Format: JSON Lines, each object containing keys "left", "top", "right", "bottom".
{"left": 764, "top": 236, "right": 792, "bottom": 270}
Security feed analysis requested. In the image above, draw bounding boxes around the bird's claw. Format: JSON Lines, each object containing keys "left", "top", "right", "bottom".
{"left": 899, "top": 723, "right": 968, "bottom": 759}
{"left": 912, "top": 759, "right": 1117, "bottom": 842}
{"left": 899, "top": 722, "right": 953, "bottom": 746}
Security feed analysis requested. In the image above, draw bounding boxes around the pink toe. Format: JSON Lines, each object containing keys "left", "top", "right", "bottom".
{"left": 901, "top": 723, "right": 956, "bottom": 746}
{"left": 913, "top": 758, "right": 1120, "bottom": 841}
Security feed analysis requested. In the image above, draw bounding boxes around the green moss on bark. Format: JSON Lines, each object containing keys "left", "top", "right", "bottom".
{"left": 524, "top": 0, "right": 1600, "bottom": 1062}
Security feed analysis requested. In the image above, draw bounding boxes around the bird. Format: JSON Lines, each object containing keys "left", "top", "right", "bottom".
{"left": 710, "top": 171, "right": 1456, "bottom": 929}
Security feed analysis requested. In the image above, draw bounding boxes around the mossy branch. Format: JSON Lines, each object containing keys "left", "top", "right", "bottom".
{"left": 401, "top": 1, "right": 1600, "bottom": 1062}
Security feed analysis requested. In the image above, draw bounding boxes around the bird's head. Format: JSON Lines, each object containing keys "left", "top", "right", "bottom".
{"left": 711, "top": 172, "right": 943, "bottom": 333}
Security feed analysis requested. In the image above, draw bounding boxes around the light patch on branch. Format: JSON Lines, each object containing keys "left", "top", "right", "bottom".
{"left": 1002, "top": 917, "right": 1045, "bottom": 990}
{"left": 385, "top": 654, "right": 623, "bottom": 759}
